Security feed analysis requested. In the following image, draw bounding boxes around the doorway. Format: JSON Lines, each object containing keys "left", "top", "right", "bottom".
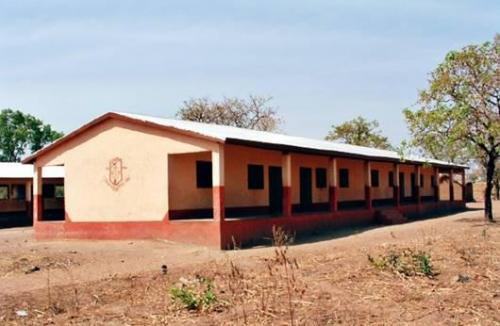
{"left": 268, "top": 166, "right": 283, "bottom": 215}
{"left": 300, "top": 167, "right": 312, "bottom": 209}
{"left": 399, "top": 172, "right": 405, "bottom": 200}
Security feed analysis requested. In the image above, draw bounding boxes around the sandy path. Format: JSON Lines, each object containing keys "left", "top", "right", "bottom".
{"left": 0, "top": 202, "right": 493, "bottom": 296}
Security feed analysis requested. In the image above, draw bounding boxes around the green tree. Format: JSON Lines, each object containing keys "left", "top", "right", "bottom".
{"left": 325, "top": 116, "right": 392, "bottom": 150}
{"left": 404, "top": 35, "right": 499, "bottom": 221}
{"left": 0, "top": 109, "right": 63, "bottom": 162}
{"left": 176, "top": 95, "right": 282, "bottom": 132}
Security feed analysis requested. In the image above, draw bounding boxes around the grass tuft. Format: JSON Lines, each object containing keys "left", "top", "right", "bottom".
{"left": 368, "top": 248, "right": 437, "bottom": 277}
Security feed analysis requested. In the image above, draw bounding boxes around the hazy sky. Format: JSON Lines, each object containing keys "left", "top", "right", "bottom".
{"left": 1, "top": 0, "right": 498, "bottom": 144}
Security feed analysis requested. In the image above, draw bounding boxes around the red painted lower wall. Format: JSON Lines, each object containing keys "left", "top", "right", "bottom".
{"left": 35, "top": 217, "right": 222, "bottom": 248}
{"left": 34, "top": 201, "right": 466, "bottom": 249}
{"left": 221, "top": 209, "right": 374, "bottom": 249}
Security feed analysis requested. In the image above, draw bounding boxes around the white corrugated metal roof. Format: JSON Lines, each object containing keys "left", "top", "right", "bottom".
{"left": 0, "top": 163, "right": 64, "bottom": 179}
{"left": 116, "top": 112, "right": 466, "bottom": 168}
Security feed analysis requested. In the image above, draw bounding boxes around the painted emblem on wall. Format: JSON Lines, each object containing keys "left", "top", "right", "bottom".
{"left": 105, "top": 157, "right": 130, "bottom": 191}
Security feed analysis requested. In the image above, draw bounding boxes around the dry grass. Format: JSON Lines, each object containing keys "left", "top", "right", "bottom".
{"left": 0, "top": 252, "right": 80, "bottom": 277}
{"left": 0, "top": 211, "right": 499, "bottom": 325}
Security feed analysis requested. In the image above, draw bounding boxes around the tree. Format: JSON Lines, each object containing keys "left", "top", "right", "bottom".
{"left": 0, "top": 109, "right": 63, "bottom": 162}
{"left": 176, "top": 95, "right": 281, "bottom": 132}
{"left": 325, "top": 116, "right": 392, "bottom": 150}
{"left": 404, "top": 35, "right": 499, "bottom": 221}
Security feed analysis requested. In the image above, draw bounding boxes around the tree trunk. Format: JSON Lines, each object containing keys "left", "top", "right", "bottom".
{"left": 484, "top": 155, "right": 496, "bottom": 222}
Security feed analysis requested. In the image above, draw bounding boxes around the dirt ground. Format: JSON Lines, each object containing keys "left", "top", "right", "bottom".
{"left": 0, "top": 202, "right": 499, "bottom": 325}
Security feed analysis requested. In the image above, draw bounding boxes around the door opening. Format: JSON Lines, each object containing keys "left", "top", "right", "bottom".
{"left": 399, "top": 172, "right": 405, "bottom": 201}
{"left": 268, "top": 166, "right": 283, "bottom": 216}
{"left": 300, "top": 167, "right": 312, "bottom": 210}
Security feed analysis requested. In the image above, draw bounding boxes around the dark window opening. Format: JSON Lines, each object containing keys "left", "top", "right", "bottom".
{"left": 0, "top": 185, "right": 8, "bottom": 200}
{"left": 315, "top": 168, "right": 327, "bottom": 188}
{"left": 420, "top": 175, "right": 424, "bottom": 187}
{"left": 196, "top": 161, "right": 212, "bottom": 188}
{"left": 248, "top": 164, "right": 264, "bottom": 189}
{"left": 388, "top": 171, "right": 394, "bottom": 187}
{"left": 431, "top": 176, "right": 436, "bottom": 187}
{"left": 339, "top": 169, "right": 349, "bottom": 188}
{"left": 43, "top": 184, "right": 56, "bottom": 198}
{"left": 371, "top": 170, "right": 380, "bottom": 187}
{"left": 11, "top": 185, "right": 26, "bottom": 200}
{"left": 411, "top": 173, "right": 416, "bottom": 189}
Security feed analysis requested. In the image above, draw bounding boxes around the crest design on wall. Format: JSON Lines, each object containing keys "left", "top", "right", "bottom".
{"left": 105, "top": 157, "right": 130, "bottom": 191}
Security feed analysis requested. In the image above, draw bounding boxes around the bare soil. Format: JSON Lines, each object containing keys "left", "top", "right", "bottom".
{"left": 0, "top": 202, "right": 499, "bottom": 325}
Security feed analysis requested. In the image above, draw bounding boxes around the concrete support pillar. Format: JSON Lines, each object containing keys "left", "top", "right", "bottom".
{"left": 393, "top": 163, "right": 400, "bottom": 208}
{"left": 25, "top": 180, "right": 32, "bottom": 218}
{"left": 329, "top": 157, "right": 338, "bottom": 213}
{"left": 282, "top": 152, "right": 292, "bottom": 217}
{"left": 365, "top": 161, "right": 372, "bottom": 210}
{"left": 415, "top": 165, "right": 422, "bottom": 206}
{"left": 212, "top": 145, "right": 225, "bottom": 221}
{"left": 449, "top": 169, "right": 454, "bottom": 202}
{"left": 434, "top": 167, "right": 440, "bottom": 202}
{"left": 33, "top": 165, "right": 43, "bottom": 223}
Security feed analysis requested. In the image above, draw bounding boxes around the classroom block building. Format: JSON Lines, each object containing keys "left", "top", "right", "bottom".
{"left": 0, "top": 163, "right": 64, "bottom": 227}
{"left": 23, "top": 112, "right": 467, "bottom": 248}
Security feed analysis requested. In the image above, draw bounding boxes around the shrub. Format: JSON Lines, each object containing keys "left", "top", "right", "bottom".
{"left": 170, "top": 276, "right": 218, "bottom": 311}
{"left": 368, "top": 248, "right": 437, "bottom": 277}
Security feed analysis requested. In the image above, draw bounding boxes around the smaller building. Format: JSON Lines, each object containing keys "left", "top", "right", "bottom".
{"left": 0, "top": 163, "right": 64, "bottom": 228}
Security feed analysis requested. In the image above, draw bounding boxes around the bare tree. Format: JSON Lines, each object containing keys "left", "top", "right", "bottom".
{"left": 176, "top": 95, "right": 282, "bottom": 132}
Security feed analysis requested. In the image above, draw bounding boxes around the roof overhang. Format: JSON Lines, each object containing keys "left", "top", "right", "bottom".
{"left": 225, "top": 138, "right": 468, "bottom": 169}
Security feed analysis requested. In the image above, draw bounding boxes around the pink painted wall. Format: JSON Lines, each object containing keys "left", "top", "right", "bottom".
{"left": 168, "top": 152, "right": 213, "bottom": 210}
{"left": 35, "top": 118, "right": 218, "bottom": 222}
{"left": 224, "top": 144, "right": 282, "bottom": 208}
{"left": 370, "top": 162, "right": 393, "bottom": 200}
{"left": 291, "top": 153, "right": 330, "bottom": 204}
{"left": 337, "top": 158, "right": 365, "bottom": 201}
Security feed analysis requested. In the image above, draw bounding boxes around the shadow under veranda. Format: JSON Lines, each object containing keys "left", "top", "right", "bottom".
{"left": 237, "top": 204, "right": 488, "bottom": 250}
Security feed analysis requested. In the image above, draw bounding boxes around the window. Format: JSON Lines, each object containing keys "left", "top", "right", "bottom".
{"left": 248, "top": 164, "right": 264, "bottom": 189}
{"left": 431, "top": 176, "right": 436, "bottom": 187}
{"left": 43, "top": 184, "right": 55, "bottom": 198}
{"left": 196, "top": 161, "right": 212, "bottom": 188}
{"left": 55, "top": 185, "right": 65, "bottom": 198}
{"left": 0, "top": 185, "right": 8, "bottom": 200}
{"left": 10, "top": 185, "right": 26, "bottom": 200}
{"left": 420, "top": 175, "right": 424, "bottom": 187}
{"left": 315, "top": 168, "right": 327, "bottom": 188}
{"left": 339, "top": 169, "right": 349, "bottom": 188}
{"left": 371, "top": 170, "right": 380, "bottom": 187}
{"left": 388, "top": 171, "right": 394, "bottom": 187}
{"left": 411, "top": 173, "right": 416, "bottom": 189}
